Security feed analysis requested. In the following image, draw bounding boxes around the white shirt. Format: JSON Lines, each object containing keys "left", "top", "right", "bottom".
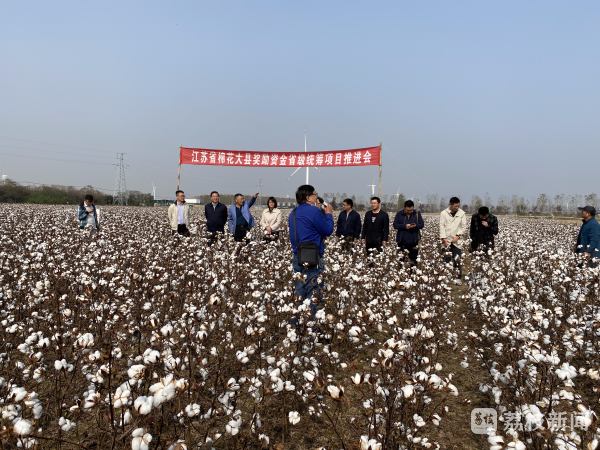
{"left": 177, "top": 202, "right": 185, "bottom": 225}
{"left": 85, "top": 204, "right": 95, "bottom": 227}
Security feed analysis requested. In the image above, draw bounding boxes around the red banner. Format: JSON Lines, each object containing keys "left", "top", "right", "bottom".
{"left": 180, "top": 146, "right": 380, "bottom": 167}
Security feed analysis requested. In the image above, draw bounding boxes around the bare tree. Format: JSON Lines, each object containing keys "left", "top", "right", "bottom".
{"left": 471, "top": 195, "right": 483, "bottom": 211}
{"left": 496, "top": 195, "right": 510, "bottom": 214}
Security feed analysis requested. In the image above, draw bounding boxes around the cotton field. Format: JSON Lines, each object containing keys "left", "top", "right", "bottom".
{"left": 0, "top": 204, "right": 597, "bottom": 450}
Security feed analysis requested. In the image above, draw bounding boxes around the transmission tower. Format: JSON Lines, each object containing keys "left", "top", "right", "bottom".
{"left": 113, "top": 153, "right": 128, "bottom": 205}
{"left": 257, "top": 179, "right": 263, "bottom": 206}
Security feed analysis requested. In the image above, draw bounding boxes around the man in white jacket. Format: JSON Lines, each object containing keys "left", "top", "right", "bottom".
{"left": 440, "top": 197, "right": 467, "bottom": 285}
{"left": 168, "top": 190, "right": 191, "bottom": 236}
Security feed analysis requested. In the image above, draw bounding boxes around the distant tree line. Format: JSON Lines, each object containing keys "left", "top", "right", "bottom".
{"left": 0, "top": 179, "right": 153, "bottom": 206}
{"left": 409, "top": 192, "right": 599, "bottom": 215}
{"left": 194, "top": 191, "right": 599, "bottom": 214}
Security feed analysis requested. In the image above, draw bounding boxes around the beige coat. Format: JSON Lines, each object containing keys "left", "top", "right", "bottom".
{"left": 260, "top": 208, "right": 282, "bottom": 232}
{"left": 439, "top": 207, "right": 467, "bottom": 244}
{"left": 168, "top": 202, "right": 191, "bottom": 231}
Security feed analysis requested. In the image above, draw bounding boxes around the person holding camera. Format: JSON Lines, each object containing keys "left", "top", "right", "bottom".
{"left": 289, "top": 185, "right": 334, "bottom": 303}
{"left": 77, "top": 194, "right": 99, "bottom": 231}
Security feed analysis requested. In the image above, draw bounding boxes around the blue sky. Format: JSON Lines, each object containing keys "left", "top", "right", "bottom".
{"left": 1, "top": 1, "right": 598, "bottom": 202}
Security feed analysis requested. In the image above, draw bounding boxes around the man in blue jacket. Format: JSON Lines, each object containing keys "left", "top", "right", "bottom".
{"left": 289, "top": 184, "right": 334, "bottom": 303}
{"left": 575, "top": 206, "right": 599, "bottom": 267}
{"left": 228, "top": 192, "right": 259, "bottom": 243}
{"left": 205, "top": 191, "right": 228, "bottom": 245}
{"left": 393, "top": 199, "right": 424, "bottom": 265}
{"left": 77, "top": 194, "right": 99, "bottom": 230}
{"left": 336, "top": 198, "right": 361, "bottom": 252}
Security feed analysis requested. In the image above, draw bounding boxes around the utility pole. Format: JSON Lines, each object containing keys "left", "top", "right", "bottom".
{"left": 113, "top": 153, "right": 127, "bottom": 205}
{"left": 257, "top": 179, "right": 263, "bottom": 206}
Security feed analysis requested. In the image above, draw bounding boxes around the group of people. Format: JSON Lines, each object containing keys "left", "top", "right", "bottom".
{"left": 168, "top": 190, "right": 283, "bottom": 244}
{"left": 77, "top": 187, "right": 599, "bottom": 296}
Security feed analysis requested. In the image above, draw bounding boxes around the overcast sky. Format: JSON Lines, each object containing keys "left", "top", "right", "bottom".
{"left": 1, "top": 1, "right": 598, "bottom": 203}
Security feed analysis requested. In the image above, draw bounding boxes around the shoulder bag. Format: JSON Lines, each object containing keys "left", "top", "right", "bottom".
{"left": 293, "top": 208, "right": 321, "bottom": 267}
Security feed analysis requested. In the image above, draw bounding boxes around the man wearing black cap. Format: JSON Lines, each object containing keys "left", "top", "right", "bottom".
{"left": 575, "top": 206, "right": 599, "bottom": 267}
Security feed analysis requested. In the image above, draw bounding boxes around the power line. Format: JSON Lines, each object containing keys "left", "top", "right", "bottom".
{"left": 12, "top": 180, "right": 115, "bottom": 192}
{"left": 0, "top": 143, "right": 118, "bottom": 159}
{"left": 0, "top": 151, "right": 116, "bottom": 165}
{"left": 0, "top": 135, "right": 114, "bottom": 153}
{"left": 383, "top": 146, "right": 435, "bottom": 195}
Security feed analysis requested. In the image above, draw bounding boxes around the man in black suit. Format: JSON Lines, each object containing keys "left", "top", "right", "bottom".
{"left": 361, "top": 197, "right": 389, "bottom": 256}
{"left": 205, "top": 191, "right": 228, "bottom": 245}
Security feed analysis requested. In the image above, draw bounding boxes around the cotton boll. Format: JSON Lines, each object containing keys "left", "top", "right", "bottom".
{"left": 360, "top": 435, "right": 382, "bottom": 450}
{"left": 401, "top": 385, "right": 414, "bottom": 398}
{"left": 327, "top": 385, "right": 344, "bottom": 399}
{"left": 58, "top": 417, "right": 76, "bottom": 431}
{"left": 288, "top": 411, "right": 301, "bottom": 425}
{"left": 13, "top": 418, "right": 32, "bottom": 436}
{"left": 131, "top": 428, "right": 152, "bottom": 450}
{"left": 133, "top": 396, "right": 153, "bottom": 415}
{"left": 185, "top": 403, "right": 201, "bottom": 417}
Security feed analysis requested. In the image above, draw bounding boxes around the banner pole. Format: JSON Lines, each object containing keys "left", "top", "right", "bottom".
{"left": 177, "top": 144, "right": 182, "bottom": 190}
{"left": 378, "top": 142, "right": 382, "bottom": 199}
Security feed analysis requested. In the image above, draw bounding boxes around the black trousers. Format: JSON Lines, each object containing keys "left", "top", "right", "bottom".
{"left": 172, "top": 224, "right": 190, "bottom": 237}
{"left": 444, "top": 244, "right": 462, "bottom": 279}
{"left": 398, "top": 243, "right": 419, "bottom": 263}
{"left": 234, "top": 225, "right": 250, "bottom": 243}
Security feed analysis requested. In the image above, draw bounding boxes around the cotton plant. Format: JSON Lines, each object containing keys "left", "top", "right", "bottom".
{"left": 1, "top": 205, "right": 597, "bottom": 448}
{"left": 466, "top": 218, "right": 600, "bottom": 448}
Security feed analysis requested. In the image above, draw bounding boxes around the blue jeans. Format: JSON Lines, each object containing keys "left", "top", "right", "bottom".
{"left": 292, "top": 254, "right": 325, "bottom": 321}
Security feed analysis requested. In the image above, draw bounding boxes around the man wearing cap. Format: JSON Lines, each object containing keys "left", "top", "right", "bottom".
{"left": 575, "top": 206, "right": 599, "bottom": 267}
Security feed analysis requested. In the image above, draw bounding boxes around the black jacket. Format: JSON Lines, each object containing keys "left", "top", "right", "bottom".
{"left": 470, "top": 214, "right": 499, "bottom": 246}
{"left": 361, "top": 210, "right": 389, "bottom": 244}
{"left": 205, "top": 202, "right": 228, "bottom": 232}
{"left": 336, "top": 209, "right": 362, "bottom": 239}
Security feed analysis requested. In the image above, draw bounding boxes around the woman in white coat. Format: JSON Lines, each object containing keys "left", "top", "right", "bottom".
{"left": 261, "top": 197, "right": 282, "bottom": 242}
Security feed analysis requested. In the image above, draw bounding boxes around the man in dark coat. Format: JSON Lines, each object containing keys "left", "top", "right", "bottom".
{"left": 575, "top": 205, "right": 600, "bottom": 267}
{"left": 393, "top": 199, "right": 424, "bottom": 264}
{"left": 205, "top": 191, "right": 228, "bottom": 245}
{"left": 336, "top": 198, "right": 361, "bottom": 252}
{"left": 361, "top": 196, "right": 389, "bottom": 255}
{"left": 469, "top": 206, "right": 499, "bottom": 252}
